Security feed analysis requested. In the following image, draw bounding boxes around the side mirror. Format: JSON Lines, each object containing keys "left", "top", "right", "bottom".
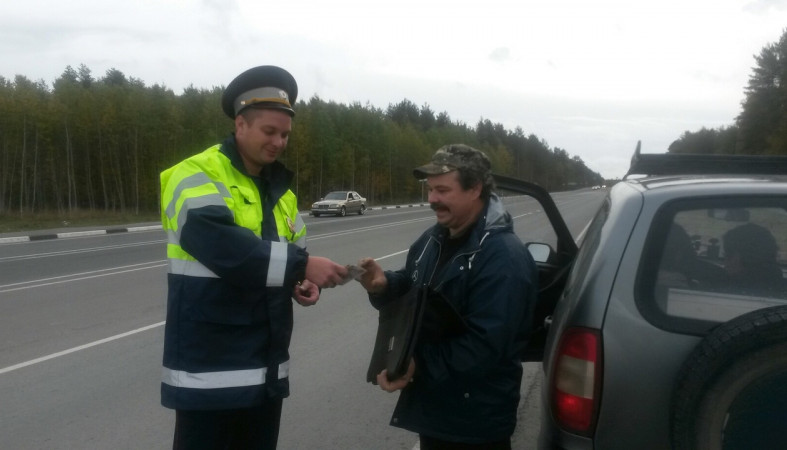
{"left": 526, "top": 242, "right": 553, "bottom": 263}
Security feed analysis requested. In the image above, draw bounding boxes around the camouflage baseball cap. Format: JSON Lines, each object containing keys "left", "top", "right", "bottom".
{"left": 413, "top": 144, "right": 492, "bottom": 180}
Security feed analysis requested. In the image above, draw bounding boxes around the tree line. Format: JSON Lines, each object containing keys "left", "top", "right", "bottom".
{"left": 669, "top": 29, "right": 787, "bottom": 156}
{"left": 0, "top": 65, "right": 603, "bottom": 217}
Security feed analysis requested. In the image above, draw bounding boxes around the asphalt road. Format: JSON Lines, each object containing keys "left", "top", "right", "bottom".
{"left": 0, "top": 189, "right": 605, "bottom": 449}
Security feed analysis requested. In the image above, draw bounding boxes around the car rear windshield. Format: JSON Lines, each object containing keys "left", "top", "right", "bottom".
{"left": 636, "top": 196, "right": 787, "bottom": 335}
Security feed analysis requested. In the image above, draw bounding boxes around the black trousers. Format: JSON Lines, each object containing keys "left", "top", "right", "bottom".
{"left": 173, "top": 399, "right": 283, "bottom": 450}
{"left": 419, "top": 434, "right": 512, "bottom": 450}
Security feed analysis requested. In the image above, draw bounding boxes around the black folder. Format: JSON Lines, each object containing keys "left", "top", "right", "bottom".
{"left": 366, "top": 285, "right": 426, "bottom": 384}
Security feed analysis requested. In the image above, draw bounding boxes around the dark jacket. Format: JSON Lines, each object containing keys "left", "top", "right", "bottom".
{"left": 370, "top": 194, "right": 538, "bottom": 443}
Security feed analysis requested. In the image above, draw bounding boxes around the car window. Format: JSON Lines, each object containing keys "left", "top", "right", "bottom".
{"left": 637, "top": 197, "right": 787, "bottom": 335}
{"left": 324, "top": 192, "right": 345, "bottom": 200}
{"left": 504, "top": 197, "right": 560, "bottom": 251}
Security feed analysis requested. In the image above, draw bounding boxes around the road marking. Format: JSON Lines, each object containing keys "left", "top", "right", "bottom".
{"left": 0, "top": 240, "right": 166, "bottom": 262}
{"left": 307, "top": 217, "right": 434, "bottom": 240}
{"left": 372, "top": 249, "right": 408, "bottom": 261}
{"left": 0, "top": 261, "right": 167, "bottom": 293}
{"left": 0, "top": 322, "right": 165, "bottom": 375}
{"left": 0, "top": 200, "right": 576, "bottom": 380}
{"left": 0, "top": 250, "right": 407, "bottom": 376}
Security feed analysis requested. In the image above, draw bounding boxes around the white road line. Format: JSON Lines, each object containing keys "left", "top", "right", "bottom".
{"left": 372, "top": 249, "right": 408, "bottom": 261}
{"left": 0, "top": 322, "right": 165, "bottom": 375}
{"left": 307, "top": 217, "right": 434, "bottom": 240}
{"left": 0, "top": 250, "right": 408, "bottom": 376}
{"left": 0, "top": 206, "right": 562, "bottom": 382}
{"left": 0, "top": 261, "right": 167, "bottom": 293}
{"left": 0, "top": 240, "right": 166, "bottom": 262}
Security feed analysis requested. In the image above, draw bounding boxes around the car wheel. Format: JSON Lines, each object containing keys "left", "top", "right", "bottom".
{"left": 359, "top": 205, "right": 366, "bottom": 215}
{"left": 313, "top": 212, "right": 320, "bottom": 217}
{"left": 338, "top": 206, "right": 346, "bottom": 217}
{"left": 670, "top": 305, "right": 787, "bottom": 450}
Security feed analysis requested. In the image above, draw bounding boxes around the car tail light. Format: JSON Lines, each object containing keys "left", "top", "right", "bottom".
{"left": 551, "top": 327, "right": 602, "bottom": 435}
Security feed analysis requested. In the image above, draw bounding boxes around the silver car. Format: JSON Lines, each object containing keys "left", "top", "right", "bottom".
{"left": 498, "top": 146, "right": 787, "bottom": 449}
{"left": 310, "top": 190, "right": 366, "bottom": 217}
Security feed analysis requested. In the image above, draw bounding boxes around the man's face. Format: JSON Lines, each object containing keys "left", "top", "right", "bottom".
{"left": 426, "top": 171, "right": 482, "bottom": 236}
{"left": 234, "top": 108, "right": 292, "bottom": 174}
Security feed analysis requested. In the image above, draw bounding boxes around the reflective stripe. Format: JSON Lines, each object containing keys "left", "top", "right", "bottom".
{"left": 290, "top": 236, "right": 306, "bottom": 248}
{"left": 172, "top": 193, "right": 227, "bottom": 241}
{"left": 168, "top": 258, "right": 219, "bottom": 278}
{"left": 162, "top": 367, "right": 267, "bottom": 389}
{"left": 292, "top": 214, "right": 307, "bottom": 248}
{"left": 278, "top": 360, "right": 290, "bottom": 379}
{"left": 267, "top": 241, "right": 288, "bottom": 287}
{"left": 292, "top": 236, "right": 306, "bottom": 248}
{"left": 164, "top": 173, "right": 232, "bottom": 242}
{"left": 278, "top": 234, "right": 305, "bottom": 249}
{"left": 162, "top": 360, "right": 291, "bottom": 389}
{"left": 293, "top": 213, "right": 305, "bottom": 235}
{"left": 165, "top": 172, "right": 231, "bottom": 220}
{"left": 166, "top": 229, "right": 178, "bottom": 245}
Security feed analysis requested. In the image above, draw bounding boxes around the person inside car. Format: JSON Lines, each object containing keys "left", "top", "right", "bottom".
{"left": 657, "top": 223, "right": 726, "bottom": 292}
{"left": 722, "top": 222, "right": 785, "bottom": 297}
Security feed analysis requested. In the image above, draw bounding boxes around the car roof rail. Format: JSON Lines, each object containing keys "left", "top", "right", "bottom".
{"left": 624, "top": 141, "right": 787, "bottom": 179}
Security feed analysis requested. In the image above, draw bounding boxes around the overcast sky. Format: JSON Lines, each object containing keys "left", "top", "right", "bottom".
{"left": 2, "top": 0, "right": 786, "bottom": 178}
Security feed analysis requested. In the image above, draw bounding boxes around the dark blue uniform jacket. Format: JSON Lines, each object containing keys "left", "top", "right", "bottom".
{"left": 370, "top": 194, "right": 538, "bottom": 443}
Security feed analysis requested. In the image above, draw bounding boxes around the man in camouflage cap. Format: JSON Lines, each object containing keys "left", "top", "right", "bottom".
{"left": 358, "top": 144, "right": 538, "bottom": 449}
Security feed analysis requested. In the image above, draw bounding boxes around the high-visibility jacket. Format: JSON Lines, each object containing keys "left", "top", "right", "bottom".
{"left": 159, "top": 135, "right": 308, "bottom": 410}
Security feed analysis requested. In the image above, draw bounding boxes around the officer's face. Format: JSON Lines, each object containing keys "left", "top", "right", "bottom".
{"left": 235, "top": 108, "right": 292, "bottom": 174}
{"left": 426, "top": 171, "right": 483, "bottom": 237}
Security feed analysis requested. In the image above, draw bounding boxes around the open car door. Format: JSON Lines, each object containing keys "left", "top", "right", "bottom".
{"left": 493, "top": 174, "right": 578, "bottom": 362}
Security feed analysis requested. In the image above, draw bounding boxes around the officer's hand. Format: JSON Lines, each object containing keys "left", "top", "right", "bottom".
{"left": 377, "top": 359, "right": 415, "bottom": 392}
{"left": 293, "top": 279, "right": 319, "bottom": 306}
{"left": 358, "top": 257, "right": 387, "bottom": 294}
{"left": 305, "top": 256, "right": 348, "bottom": 289}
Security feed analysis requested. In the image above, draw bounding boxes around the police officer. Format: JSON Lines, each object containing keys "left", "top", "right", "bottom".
{"left": 160, "top": 65, "right": 348, "bottom": 449}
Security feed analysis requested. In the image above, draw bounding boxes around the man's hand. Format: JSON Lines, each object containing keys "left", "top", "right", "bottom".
{"left": 377, "top": 359, "right": 415, "bottom": 392}
{"left": 305, "top": 256, "right": 349, "bottom": 289}
{"left": 293, "top": 279, "right": 319, "bottom": 306}
{"left": 358, "top": 257, "right": 387, "bottom": 294}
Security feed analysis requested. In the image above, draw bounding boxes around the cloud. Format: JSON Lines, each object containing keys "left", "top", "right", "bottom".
{"left": 744, "top": 0, "right": 787, "bottom": 13}
{"left": 1, "top": 0, "right": 786, "bottom": 179}
{"left": 489, "top": 47, "right": 511, "bottom": 63}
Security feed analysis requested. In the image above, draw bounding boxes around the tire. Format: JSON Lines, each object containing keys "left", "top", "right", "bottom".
{"left": 670, "top": 305, "right": 787, "bottom": 450}
{"left": 358, "top": 205, "right": 366, "bottom": 215}
{"left": 338, "top": 206, "right": 346, "bottom": 217}
{"left": 313, "top": 212, "right": 320, "bottom": 217}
